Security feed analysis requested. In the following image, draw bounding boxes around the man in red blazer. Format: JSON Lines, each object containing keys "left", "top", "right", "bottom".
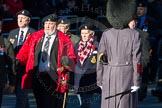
{"left": 16, "top": 13, "right": 76, "bottom": 108}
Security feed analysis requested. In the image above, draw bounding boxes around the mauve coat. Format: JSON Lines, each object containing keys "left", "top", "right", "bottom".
{"left": 97, "top": 28, "right": 142, "bottom": 108}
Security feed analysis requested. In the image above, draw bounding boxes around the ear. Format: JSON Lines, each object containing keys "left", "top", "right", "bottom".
{"left": 27, "top": 17, "right": 31, "bottom": 23}
{"left": 90, "top": 30, "right": 95, "bottom": 37}
{"left": 66, "top": 25, "right": 69, "bottom": 30}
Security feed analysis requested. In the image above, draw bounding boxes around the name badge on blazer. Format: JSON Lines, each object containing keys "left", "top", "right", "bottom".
{"left": 15, "top": 35, "right": 18, "bottom": 38}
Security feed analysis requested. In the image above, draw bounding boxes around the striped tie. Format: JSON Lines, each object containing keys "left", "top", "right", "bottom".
{"left": 18, "top": 31, "right": 24, "bottom": 45}
{"left": 42, "top": 36, "right": 51, "bottom": 62}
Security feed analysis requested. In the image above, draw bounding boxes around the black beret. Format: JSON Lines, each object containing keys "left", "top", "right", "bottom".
{"left": 42, "top": 14, "right": 57, "bottom": 23}
{"left": 79, "top": 24, "right": 94, "bottom": 31}
{"left": 57, "top": 18, "right": 70, "bottom": 25}
{"left": 16, "top": 10, "right": 31, "bottom": 17}
{"left": 137, "top": 1, "right": 148, "bottom": 7}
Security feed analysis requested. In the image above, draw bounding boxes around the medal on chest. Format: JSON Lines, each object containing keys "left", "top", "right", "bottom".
{"left": 91, "top": 56, "right": 96, "bottom": 64}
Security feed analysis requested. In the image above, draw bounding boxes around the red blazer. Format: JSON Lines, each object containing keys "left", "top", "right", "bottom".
{"left": 16, "top": 29, "right": 76, "bottom": 93}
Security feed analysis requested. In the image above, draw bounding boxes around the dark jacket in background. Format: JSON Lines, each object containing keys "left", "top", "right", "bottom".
{"left": 136, "top": 29, "right": 151, "bottom": 68}
{"left": 0, "top": 35, "right": 16, "bottom": 87}
{"left": 8, "top": 27, "right": 36, "bottom": 92}
{"left": 8, "top": 27, "right": 36, "bottom": 55}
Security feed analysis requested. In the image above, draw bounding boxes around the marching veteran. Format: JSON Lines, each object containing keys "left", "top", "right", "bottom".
{"left": 8, "top": 9, "right": 36, "bottom": 108}
{"left": 57, "top": 18, "right": 80, "bottom": 45}
{"left": 74, "top": 24, "right": 101, "bottom": 108}
{"left": 16, "top": 13, "right": 76, "bottom": 108}
{"left": 57, "top": 18, "right": 80, "bottom": 87}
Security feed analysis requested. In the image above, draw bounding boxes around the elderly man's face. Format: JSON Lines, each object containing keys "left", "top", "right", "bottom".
{"left": 81, "top": 29, "right": 94, "bottom": 42}
{"left": 57, "top": 23, "right": 69, "bottom": 34}
{"left": 17, "top": 15, "right": 30, "bottom": 28}
{"left": 44, "top": 21, "right": 56, "bottom": 35}
{"left": 137, "top": 7, "right": 147, "bottom": 17}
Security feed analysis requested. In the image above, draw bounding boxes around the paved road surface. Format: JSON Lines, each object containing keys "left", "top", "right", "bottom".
{"left": 2, "top": 83, "right": 162, "bottom": 108}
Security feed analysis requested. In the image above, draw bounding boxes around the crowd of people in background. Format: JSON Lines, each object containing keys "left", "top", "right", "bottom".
{"left": 0, "top": 0, "right": 107, "bottom": 19}
{"left": 0, "top": 0, "right": 162, "bottom": 108}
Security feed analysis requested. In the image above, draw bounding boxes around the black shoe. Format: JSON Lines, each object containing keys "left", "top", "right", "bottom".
{"left": 158, "top": 97, "right": 162, "bottom": 102}
{"left": 151, "top": 89, "right": 158, "bottom": 96}
{"left": 139, "top": 97, "right": 144, "bottom": 101}
{"left": 151, "top": 89, "right": 162, "bottom": 97}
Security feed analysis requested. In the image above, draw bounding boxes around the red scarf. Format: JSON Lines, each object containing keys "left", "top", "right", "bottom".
{"left": 78, "top": 38, "right": 94, "bottom": 65}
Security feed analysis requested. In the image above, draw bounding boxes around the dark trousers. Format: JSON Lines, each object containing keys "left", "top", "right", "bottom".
{"left": 32, "top": 72, "right": 64, "bottom": 108}
{"left": 139, "top": 64, "right": 149, "bottom": 101}
{"left": 149, "top": 40, "right": 158, "bottom": 82}
{"left": 0, "top": 88, "right": 3, "bottom": 108}
{"left": 15, "top": 67, "right": 29, "bottom": 108}
{"left": 158, "top": 62, "right": 162, "bottom": 79}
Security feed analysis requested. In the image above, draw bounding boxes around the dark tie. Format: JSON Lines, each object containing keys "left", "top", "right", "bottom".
{"left": 42, "top": 36, "right": 51, "bottom": 62}
{"left": 19, "top": 31, "right": 24, "bottom": 45}
{"left": 83, "top": 42, "right": 87, "bottom": 49}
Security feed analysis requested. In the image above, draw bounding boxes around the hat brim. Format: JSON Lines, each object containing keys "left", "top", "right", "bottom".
{"left": 16, "top": 10, "right": 31, "bottom": 17}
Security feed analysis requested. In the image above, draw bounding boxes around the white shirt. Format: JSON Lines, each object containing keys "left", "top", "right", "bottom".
{"left": 39, "top": 31, "right": 57, "bottom": 72}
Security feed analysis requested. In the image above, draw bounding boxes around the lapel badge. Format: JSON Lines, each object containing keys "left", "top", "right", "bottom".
{"left": 15, "top": 35, "right": 18, "bottom": 38}
{"left": 9, "top": 38, "right": 15, "bottom": 44}
{"left": 91, "top": 56, "right": 96, "bottom": 64}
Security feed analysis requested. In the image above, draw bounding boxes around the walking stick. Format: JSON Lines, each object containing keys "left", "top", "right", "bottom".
{"left": 105, "top": 89, "right": 132, "bottom": 100}
{"left": 62, "top": 92, "right": 67, "bottom": 108}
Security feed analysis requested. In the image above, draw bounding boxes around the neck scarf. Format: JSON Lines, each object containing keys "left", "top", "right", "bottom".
{"left": 78, "top": 38, "right": 94, "bottom": 65}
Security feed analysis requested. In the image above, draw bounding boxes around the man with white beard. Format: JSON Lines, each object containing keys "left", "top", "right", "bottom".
{"left": 16, "top": 14, "right": 76, "bottom": 108}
